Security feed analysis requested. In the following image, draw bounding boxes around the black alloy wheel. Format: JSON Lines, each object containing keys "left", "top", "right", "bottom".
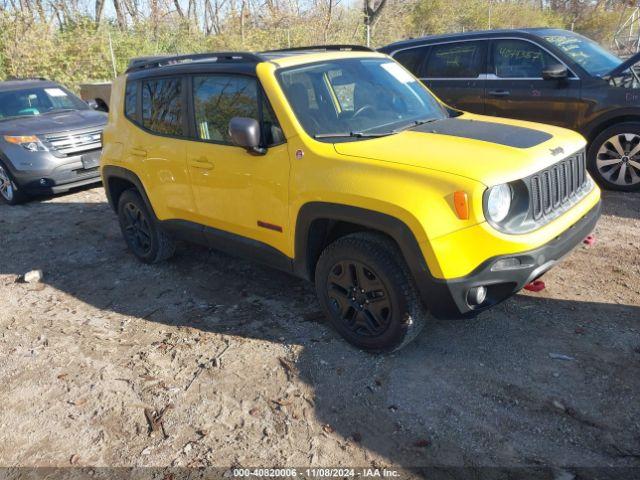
{"left": 326, "top": 259, "right": 393, "bottom": 338}
{"left": 117, "top": 189, "right": 176, "bottom": 264}
{"left": 121, "top": 201, "right": 153, "bottom": 257}
{"left": 315, "top": 233, "right": 428, "bottom": 352}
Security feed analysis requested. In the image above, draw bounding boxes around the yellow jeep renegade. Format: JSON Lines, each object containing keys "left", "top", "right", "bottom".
{"left": 101, "top": 46, "right": 601, "bottom": 352}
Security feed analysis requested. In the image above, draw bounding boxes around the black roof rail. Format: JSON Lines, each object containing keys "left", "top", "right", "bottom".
{"left": 5, "top": 76, "right": 49, "bottom": 82}
{"left": 263, "top": 44, "right": 373, "bottom": 54}
{"left": 125, "top": 52, "right": 264, "bottom": 73}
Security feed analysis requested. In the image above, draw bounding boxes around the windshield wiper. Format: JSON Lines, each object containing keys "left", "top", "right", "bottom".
{"left": 393, "top": 118, "right": 439, "bottom": 133}
{"left": 314, "top": 131, "right": 395, "bottom": 139}
{"left": 42, "top": 108, "right": 76, "bottom": 115}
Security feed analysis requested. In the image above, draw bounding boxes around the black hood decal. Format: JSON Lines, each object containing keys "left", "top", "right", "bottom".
{"left": 412, "top": 118, "right": 552, "bottom": 148}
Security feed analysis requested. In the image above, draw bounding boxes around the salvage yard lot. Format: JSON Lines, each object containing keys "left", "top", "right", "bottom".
{"left": 0, "top": 186, "right": 639, "bottom": 474}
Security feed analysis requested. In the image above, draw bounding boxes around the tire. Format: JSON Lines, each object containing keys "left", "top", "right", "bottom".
{"left": 588, "top": 122, "right": 640, "bottom": 192}
{"left": 0, "top": 160, "right": 28, "bottom": 205}
{"left": 314, "top": 232, "right": 428, "bottom": 353}
{"left": 117, "top": 189, "right": 175, "bottom": 264}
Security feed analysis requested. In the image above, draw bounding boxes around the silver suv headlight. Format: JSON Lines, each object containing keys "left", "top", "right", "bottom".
{"left": 3, "top": 135, "right": 48, "bottom": 152}
{"left": 485, "top": 184, "right": 512, "bottom": 223}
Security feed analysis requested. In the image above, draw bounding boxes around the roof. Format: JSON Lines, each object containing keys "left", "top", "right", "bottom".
{"left": 379, "top": 27, "right": 567, "bottom": 52}
{"left": 0, "top": 79, "right": 57, "bottom": 92}
{"left": 125, "top": 45, "right": 382, "bottom": 75}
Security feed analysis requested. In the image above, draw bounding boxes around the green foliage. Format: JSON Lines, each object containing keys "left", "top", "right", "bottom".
{"left": 0, "top": 0, "right": 631, "bottom": 93}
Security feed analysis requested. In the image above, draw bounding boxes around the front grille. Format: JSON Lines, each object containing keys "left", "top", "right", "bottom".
{"left": 43, "top": 128, "right": 102, "bottom": 156}
{"left": 528, "top": 150, "right": 589, "bottom": 221}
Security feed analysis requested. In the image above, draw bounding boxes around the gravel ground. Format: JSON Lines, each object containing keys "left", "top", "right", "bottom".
{"left": 0, "top": 186, "right": 638, "bottom": 478}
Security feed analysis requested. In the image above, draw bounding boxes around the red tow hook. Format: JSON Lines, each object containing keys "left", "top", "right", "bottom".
{"left": 524, "top": 280, "right": 546, "bottom": 292}
{"left": 583, "top": 234, "right": 596, "bottom": 246}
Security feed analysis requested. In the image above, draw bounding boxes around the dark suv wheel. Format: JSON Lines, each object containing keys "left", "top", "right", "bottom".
{"left": 589, "top": 122, "right": 640, "bottom": 191}
{"left": 0, "top": 161, "right": 28, "bottom": 205}
{"left": 117, "top": 189, "right": 176, "bottom": 264}
{"left": 314, "top": 232, "right": 428, "bottom": 352}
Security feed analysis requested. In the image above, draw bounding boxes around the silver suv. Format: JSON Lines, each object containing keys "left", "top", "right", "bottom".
{"left": 0, "top": 79, "right": 107, "bottom": 205}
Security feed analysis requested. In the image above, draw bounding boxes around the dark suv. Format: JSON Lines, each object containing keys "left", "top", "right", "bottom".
{"left": 0, "top": 79, "right": 107, "bottom": 205}
{"left": 380, "top": 28, "right": 640, "bottom": 191}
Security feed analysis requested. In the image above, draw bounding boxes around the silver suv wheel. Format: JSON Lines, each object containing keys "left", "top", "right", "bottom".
{"left": 0, "top": 164, "right": 14, "bottom": 202}
{"left": 596, "top": 133, "right": 640, "bottom": 187}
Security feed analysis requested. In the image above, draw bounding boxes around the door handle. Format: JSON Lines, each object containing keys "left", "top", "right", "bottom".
{"left": 488, "top": 90, "right": 511, "bottom": 97}
{"left": 189, "top": 157, "right": 214, "bottom": 170}
{"left": 130, "top": 147, "right": 147, "bottom": 157}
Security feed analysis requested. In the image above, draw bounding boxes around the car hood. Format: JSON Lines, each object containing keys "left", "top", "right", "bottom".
{"left": 0, "top": 109, "right": 108, "bottom": 136}
{"left": 604, "top": 50, "right": 640, "bottom": 78}
{"left": 332, "top": 115, "right": 587, "bottom": 186}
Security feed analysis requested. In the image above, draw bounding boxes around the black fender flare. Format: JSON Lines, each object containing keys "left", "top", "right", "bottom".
{"left": 292, "top": 202, "right": 460, "bottom": 316}
{"left": 293, "top": 202, "right": 430, "bottom": 281}
{"left": 102, "top": 165, "right": 157, "bottom": 220}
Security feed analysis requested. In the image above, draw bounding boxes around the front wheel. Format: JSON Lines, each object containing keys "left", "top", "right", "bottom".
{"left": 314, "top": 233, "right": 428, "bottom": 353}
{"left": 588, "top": 123, "right": 640, "bottom": 191}
{"left": 0, "top": 161, "right": 28, "bottom": 205}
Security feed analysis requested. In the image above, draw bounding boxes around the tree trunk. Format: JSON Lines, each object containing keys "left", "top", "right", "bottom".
{"left": 112, "top": 0, "right": 127, "bottom": 29}
{"left": 174, "top": 0, "right": 185, "bottom": 18}
{"left": 95, "top": 0, "right": 106, "bottom": 23}
{"left": 363, "top": 0, "right": 388, "bottom": 46}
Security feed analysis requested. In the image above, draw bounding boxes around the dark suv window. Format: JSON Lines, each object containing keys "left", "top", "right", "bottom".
{"left": 492, "top": 39, "right": 557, "bottom": 78}
{"left": 193, "top": 74, "right": 283, "bottom": 146}
{"left": 141, "top": 78, "right": 183, "bottom": 136}
{"left": 393, "top": 46, "right": 430, "bottom": 77}
{"left": 424, "top": 41, "right": 486, "bottom": 78}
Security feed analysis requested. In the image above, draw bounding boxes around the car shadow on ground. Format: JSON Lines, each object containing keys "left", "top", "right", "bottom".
{"left": 601, "top": 190, "right": 640, "bottom": 219}
{"left": 1, "top": 197, "right": 639, "bottom": 476}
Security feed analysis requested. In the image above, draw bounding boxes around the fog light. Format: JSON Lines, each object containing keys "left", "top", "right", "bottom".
{"left": 467, "top": 286, "right": 487, "bottom": 306}
{"left": 491, "top": 257, "right": 522, "bottom": 271}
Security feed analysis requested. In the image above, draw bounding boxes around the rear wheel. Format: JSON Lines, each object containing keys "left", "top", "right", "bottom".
{"left": 117, "top": 189, "right": 175, "bottom": 264}
{"left": 588, "top": 123, "right": 640, "bottom": 191}
{"left": 0, "top": 161, "right": 28, "bottom": 205}
{"left": 314, "top": 233, "right": 428, "bottom": 353}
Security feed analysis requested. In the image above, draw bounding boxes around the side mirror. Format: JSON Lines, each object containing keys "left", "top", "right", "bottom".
{"left": 542, "top": 64, "right": 568, "bottom": 80}
{"left": 228, "top": 117, "right": 266, "bottom": 155}
{"left": 86, "top": 99, "right": 109, "bottom": 112}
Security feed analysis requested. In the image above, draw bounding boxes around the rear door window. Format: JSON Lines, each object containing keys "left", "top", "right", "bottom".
{"left": 492, "top": 39, "right": 557, "bottom": 78}
{"left": 141, "top": 78, "right": 183, "bottom": 136}
{"left": 424, "top": 41, "right": 486, "bottom": 78}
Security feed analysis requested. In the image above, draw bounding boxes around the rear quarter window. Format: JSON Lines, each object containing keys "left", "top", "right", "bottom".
{"left": 124, "top": 81, "right": 137, "bottom": 120}
{"left": 393, "top": 46, "right": 430, "bottom": 77}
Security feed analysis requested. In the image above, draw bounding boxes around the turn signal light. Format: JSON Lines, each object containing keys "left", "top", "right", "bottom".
{"left": 4, "top": 135, "right": 39, "bottom": 144}
{"left": 454, "top": 191, "right": 469, "bottom": 220}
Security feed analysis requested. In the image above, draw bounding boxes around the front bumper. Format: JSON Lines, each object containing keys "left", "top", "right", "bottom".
{"left": 419, "top": 200, "right": 601, "bottom": 319}
{"left": 9, "top": 151, "right": 102, "bottom": 195}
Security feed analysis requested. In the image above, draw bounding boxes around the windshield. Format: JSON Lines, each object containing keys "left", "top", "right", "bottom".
{"left": 0, "top": 86, "right": 88, "bottom": 121}
{"left": 542, "top": 30, "right": 622, "bottom": 77}
{"left": 277, "top": 58, "right": 449, "bottom": 141}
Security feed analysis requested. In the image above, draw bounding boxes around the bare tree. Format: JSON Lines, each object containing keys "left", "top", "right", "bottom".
{"left": 95, "top": 0, "right": 106, "bottom": 23}
{"left": 112, "top": 0, "right": 127, "bottom": 28}
{"left": 363, "top": 0, "right": 387, "bottom": 46}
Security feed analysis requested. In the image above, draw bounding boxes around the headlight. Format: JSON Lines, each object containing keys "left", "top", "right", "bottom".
{"left": 486, "top": 184, "right": 512, "bottom": 223}
{"left": 3, "top": 135, "right": 48, "bottom": 152}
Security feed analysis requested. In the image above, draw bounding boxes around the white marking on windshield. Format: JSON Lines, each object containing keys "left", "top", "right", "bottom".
{"left": 381, "top": 62, "right": 416, "bottom": 84}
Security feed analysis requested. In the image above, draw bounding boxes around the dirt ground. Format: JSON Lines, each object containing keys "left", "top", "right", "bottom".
{"left": 0, "top": 186, "right": 639, "bottom": 478}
